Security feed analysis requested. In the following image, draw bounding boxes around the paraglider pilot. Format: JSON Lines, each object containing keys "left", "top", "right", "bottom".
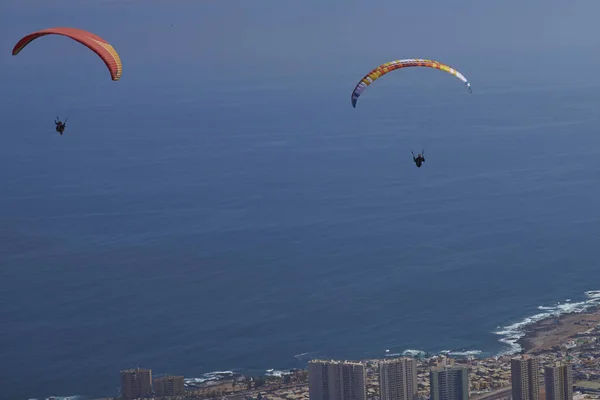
{"left": 411, "top": 150, "right": 425, "bottom": 168}
{"left": 55, "top": 117, "right": 66, "bottom": 135}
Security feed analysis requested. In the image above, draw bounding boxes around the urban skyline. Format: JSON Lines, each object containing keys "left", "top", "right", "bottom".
{"left": 112, "top": 352, "right": 583, "bottom": 400}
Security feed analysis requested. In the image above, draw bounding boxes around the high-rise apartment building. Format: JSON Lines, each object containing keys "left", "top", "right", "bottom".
{"left": 545, "top": 364, "right": 573, "bottom": 400}
{"left": 120, "top": 367, "right": 153, "bottom": 400}
{"left": 308, "top": 359, "right": 366, "bottom": 400}
{"left": 430, "top": 365, "right": 469, "bottom": 400}
{"left": 379, "top": 357, "right": 418, "bottom": 400}
{"left": 511, "top": 355, "right": 540, "bottom": 400}
{"left": 154, "top": 375, "right": 185, "bottom": 397}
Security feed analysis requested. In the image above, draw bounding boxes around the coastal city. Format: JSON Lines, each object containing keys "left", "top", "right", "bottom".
{"left": 7, "top": 2, "right": 600, "bottom": 400}
{"left": 75, "top": 309, "right": 600, "bottom": 400}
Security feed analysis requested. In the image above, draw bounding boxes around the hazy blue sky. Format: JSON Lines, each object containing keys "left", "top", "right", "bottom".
{"left": 2, "top": 0, "right": 600, "bottom": 90}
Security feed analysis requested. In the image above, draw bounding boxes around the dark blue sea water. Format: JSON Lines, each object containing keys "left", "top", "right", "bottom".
{"left": 3, "top": 67, "right": 600, "bottom": 400}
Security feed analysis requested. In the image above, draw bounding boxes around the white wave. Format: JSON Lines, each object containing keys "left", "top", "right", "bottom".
{"left": 388, "top": 349, "right": 478, "bottom": 359}
{"left": 44, "top": 397, "right": 82, "bottom": 400}
{"left": 204, "top": 370, "right": 235, "bottom": 377}
{"left": 184, "top": 370, "right": 237, "bottom": 385}
{"left": 294, "top": 351, "right": 318, "bottom": 360}
{"left": 494, "top": 290, "right": 600, "bottom": 355}
{"left": 265, "top": 369, "right": 293, "bottom": 377}
{"left": 402, "top": 349, "right": 427, "bottom": 357}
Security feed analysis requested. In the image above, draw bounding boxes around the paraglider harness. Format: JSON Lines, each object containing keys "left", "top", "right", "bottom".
{"left": 55, "top": 116, "right": 67, "bottom": 135}
{"left": 411, "top": 149, "right": 425, "bottom": 168}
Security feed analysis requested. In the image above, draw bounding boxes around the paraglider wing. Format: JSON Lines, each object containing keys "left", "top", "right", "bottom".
{"left": 12, "top": 27, "right": 123, "bottom": 81}
{"left": 350, "top": 59, "right": 471, "bottom": 108}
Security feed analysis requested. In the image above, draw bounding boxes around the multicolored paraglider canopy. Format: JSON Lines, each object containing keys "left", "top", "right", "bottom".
{"left": 351, "top": 59, "right": 471, "bottom": 108}
{"left": 12, "top": 27, "right": 123, "bottom": 81}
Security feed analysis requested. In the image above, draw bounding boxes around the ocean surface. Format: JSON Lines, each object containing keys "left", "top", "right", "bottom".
{"left": 3, "top": 68, "right": 600, "bottom": 400}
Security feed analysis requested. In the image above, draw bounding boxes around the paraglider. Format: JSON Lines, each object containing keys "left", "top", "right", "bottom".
{"left": 12, "top": 27, "right": 122, "bottom": 135}
{"left": 54, "top": 117, "right": 67, "bottom": 135}
{"left": 350, "top": 58, "right": 471, "bottom": 108}
{"left": 12, "top": 27, "right": 123, "bottom": 81}
{"left": 350, "top": 59, "right": 473, "bottom": 169}
{"left": 411, "top": 150, "right": 425, "bottom": 168}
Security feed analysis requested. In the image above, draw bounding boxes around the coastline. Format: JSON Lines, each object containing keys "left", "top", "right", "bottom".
{"left": 45, "top": 292, "right": 600, "bottom": 400}
{"left": 184, "top": 293, "right": 600, "bottom": 389}
{"left": 518, "top": 305, "right": 600, "bottom": 354}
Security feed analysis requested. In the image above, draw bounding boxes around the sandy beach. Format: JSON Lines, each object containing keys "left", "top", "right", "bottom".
{"left": 518, "top": 306, "right": 600, "bottom": 353}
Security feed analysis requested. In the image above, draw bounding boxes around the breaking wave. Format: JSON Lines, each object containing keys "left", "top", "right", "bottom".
{"left": 494, "top": 290, "right": 600, "bottom": 355}
{"left": 294, "top": 351, "right": 319, "bottom": 361}
{"left": 184, "top": 370, "right": 238, "bottom": 386}
{"left": 402, "top": 349, "right": 427, "bottom": 357}
{"left": 384, "top": 348, "right": 481, "bottom": 359}
{"left": 265, "top": 369, "right": 293, "bottom": 377}
{"left": 42, "top": 396, "right": 87, "bottom": 400}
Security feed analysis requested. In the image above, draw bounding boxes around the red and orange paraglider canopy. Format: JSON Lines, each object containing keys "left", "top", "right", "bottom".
{"left": 12, "top": 27, "right": 123, "bottom": 81}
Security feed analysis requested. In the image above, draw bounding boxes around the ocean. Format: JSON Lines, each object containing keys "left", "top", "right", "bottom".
{"left": 3, "top": 67, "right": 600, "bottom": 400}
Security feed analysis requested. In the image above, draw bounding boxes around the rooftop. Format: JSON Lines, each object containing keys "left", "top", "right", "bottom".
{"left": 574, "top": 381, "right": 600, "bottom": 390}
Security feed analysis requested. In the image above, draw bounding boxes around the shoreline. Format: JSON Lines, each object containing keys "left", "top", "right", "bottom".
{"left": 46, "top": 294, "right": 600, "bottom": 399}
{"left": 183, "top": 300, "right": 600, "bottom": 387}
{"left": 517, "top": 305, "right": 600, "bottom": 354}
